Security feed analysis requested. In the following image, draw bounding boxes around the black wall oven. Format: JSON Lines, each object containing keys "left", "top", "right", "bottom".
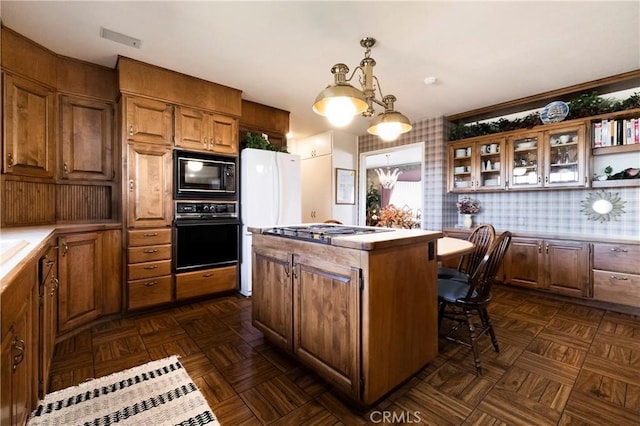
{"left": 173, "top": 202, "right": 239, "bottom": 273}
{"left": 174, "top": 150, "right": 237, "bottom": 199}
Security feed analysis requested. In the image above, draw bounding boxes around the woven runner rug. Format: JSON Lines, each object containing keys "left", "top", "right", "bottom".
{"left": 27, "top": 356, "right": 219, "bottom": 426}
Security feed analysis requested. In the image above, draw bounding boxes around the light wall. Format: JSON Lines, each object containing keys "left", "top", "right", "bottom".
{"left": 359, "top": 116, "right": 640, "bottom": 240}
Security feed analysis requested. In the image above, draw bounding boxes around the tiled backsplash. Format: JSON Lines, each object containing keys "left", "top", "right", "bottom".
{"left": 360, "top": 116, "right": 639, "bottom": 240}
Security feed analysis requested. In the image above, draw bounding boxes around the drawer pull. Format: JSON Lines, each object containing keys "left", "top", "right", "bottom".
{"left": 144, "top": 265, "right": 159, "bottom": 270}
{"left": 144, "top": 281, "right": 158, "bottom": 287}
{"left": 610, "top": 248, "right": 629, "bottom": 253}
{"left": 610, "top": 275, "right": 629, "bottom": 281}
{"left": 202, "top": 273, "right": 213, "bottom": 278}
{"left": 143, "top": 232, "right": 159, "bottom": 237}
{"left": 12, "top": 337, "right": 25, "bottom": 371}
{"left": 143, "top": 249, "right": 159, "bottom": 254}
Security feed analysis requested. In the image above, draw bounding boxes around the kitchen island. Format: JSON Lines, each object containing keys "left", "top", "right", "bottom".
{"left": 249, "top": 224, "right": 442, "bottom": 405}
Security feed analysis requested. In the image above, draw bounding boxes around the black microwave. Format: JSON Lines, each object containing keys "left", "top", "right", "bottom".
{"left": 174, "top": 150, "right": 237, "bottom": 199}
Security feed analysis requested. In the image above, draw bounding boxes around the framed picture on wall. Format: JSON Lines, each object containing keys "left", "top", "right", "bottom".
{"left": 336, "top": 168, "right": 356, "bottom": 205}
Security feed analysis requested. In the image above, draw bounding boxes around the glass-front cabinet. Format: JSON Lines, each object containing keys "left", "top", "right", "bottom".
{"left": 448, "top": 137, "right": 506, "bottom": 192}
{"left": 507, "top": 132, "right": 543, "bottom": 189}
{"left": 544, "top": 124, "right": 586, "bottom": 188}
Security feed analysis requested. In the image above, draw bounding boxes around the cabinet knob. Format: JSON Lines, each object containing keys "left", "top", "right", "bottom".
{"left": 538, "top": 244, "right": 542, "bottom": 254}
{"left": 129, "top": 180, "right": 134, "bottom": 192}
{"left": 203, "top": 137, "right": 208, "bottom": 149}
{"left": 63, "top": 161, "right": 69, "bottom": 174}
{"left": 62, "top": 242, "right": 68, "bottom": 256}
{"left": 7, "top": 153, "right": 13, "bottom": 168}
{"left": 129, "top": 125, "right": 134, "bottom": 136}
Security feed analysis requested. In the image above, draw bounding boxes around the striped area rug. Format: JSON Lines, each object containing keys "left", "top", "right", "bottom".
{"left": 27, "top": 356, "right": 219, "bottom": 426}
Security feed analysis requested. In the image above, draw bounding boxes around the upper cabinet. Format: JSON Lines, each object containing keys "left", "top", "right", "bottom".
{"left": 175, "top": 106, "right": 238, "bottom": 155}
{"left": 448, "top": 137, "right": 506, "bottom": 192}
{"left": 2, "top": 73, "right": 55, "bottom": 178}
{"left": 125, "top": 96, "right": 173, "bottom": 146}
{"left": 60, "top": 95, "right": 115, "bottom": 181}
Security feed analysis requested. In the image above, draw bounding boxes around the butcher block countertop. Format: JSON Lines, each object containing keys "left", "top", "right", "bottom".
{"left": 248, "top": 225, "right": 442, "bottom": 251}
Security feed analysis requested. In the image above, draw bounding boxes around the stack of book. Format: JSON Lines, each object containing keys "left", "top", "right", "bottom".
{"left": 592, "top": 117, "right": 640, "bottom": 147}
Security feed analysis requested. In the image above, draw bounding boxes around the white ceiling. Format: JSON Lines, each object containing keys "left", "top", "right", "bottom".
{"left": 1, "top": 1, "right": 638, "bottom": 141}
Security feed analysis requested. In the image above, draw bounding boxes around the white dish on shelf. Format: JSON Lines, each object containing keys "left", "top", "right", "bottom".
{"left": 519, "top": 141, "right": 535, "bottom": 148}
{"left": 454, "top": 166, "right": 466, "bottom": 173}
{"left": 454, "top": 181, "right": 470, "bottom": 188}
{"left": 455, "top": 148, "right": 467, "bottom": 157}
{"left": 484, "top": 179, "right": 498, "bottom": 186}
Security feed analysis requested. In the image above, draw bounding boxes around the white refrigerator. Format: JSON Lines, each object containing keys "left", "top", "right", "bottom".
{"left": 240, "top": 148, "right": 301, "bottom": 296}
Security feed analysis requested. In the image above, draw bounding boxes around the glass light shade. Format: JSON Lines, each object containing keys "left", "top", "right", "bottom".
{"left": 376, "top": 167, "right": 402, "bottom": 189}
{"left": 325, "top": 97, "right": 358, "bottom": 127}
{"left": 313, "top": 84, "right": 368, "bottom": 120}
{"left": 368, "top": 111, "right": 412, "bottom": 141}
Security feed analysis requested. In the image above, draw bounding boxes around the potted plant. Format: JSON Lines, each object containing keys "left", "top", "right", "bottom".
{"left": 242, "top": 132, "right": 288, "bottom": 152}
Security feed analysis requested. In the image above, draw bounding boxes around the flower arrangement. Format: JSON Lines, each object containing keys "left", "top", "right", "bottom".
{"left": 376, "top": 205, "right": 419, "bottom": 229}
{"left": 456, "top": 197, "right": 480, "bottom": 214}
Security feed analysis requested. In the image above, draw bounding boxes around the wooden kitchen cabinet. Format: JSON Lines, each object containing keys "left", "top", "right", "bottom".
{"left": 592, "top": 242, "right": 640, "bottom": 307}
{"left": 293, "top": 253, "right": 361, "bottom": 398}
{"left": 252, "top": 245, "right": 293, "bottom": 352}
{"left": 301, "top": 154, "right": 332, "bottom": 222}
{"left": 504, "top": 237, "right": 590, "bottom": 297}
{"left": 175, "top": 106, "right": 238, "bottom": 155}
{"left": 57, "top": 232, "right": 103, "bottom": 332}
{"left": 60, "top": 95, "right": 115, "bottom": 181}
{"left": 448, "top": 137, "right": 506, "bottom": 192}
{"left": 127, "top": 143, "right": 173, "bottom": 228}
{"left": 542, "top": 124, "right": 587, "bottom": 188}
{"left": 39, "top": 245, "right": 58, "bottom": 398}
{"left": 2, "top": 73, "right": 55, "bottom": 178}
{"left": 127, "top": 228, "right": 173, "bottom": 310}
{"left": 124, "top": 96, "right": 173, "bottom": 146}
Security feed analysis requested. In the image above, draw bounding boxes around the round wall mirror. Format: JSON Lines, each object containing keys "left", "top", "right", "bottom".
{"left": 581, "top": 190, "right": 625, "bottom": 222}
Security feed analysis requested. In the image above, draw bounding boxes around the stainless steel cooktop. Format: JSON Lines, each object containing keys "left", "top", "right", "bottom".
{"left": 263, "top": 224, "right": 391, "bottom": 244}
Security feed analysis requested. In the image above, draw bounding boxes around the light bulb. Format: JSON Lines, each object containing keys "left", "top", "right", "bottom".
{"left": 325, "top": 97, "right": 357, "bottom": 127}
{"left": 375, "top": 122, "right": 403, "bottom": 141}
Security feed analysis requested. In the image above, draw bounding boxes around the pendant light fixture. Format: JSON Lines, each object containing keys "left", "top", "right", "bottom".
{"left": 376, "top": 155, "right": 402, "bottom": 188}
{"left": 313, "top": 37, "right": 412, "bottom": 141}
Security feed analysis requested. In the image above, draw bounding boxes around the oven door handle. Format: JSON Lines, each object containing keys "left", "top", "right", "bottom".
{"left": 174, "top": 219, "right": 240, "bottom": 226}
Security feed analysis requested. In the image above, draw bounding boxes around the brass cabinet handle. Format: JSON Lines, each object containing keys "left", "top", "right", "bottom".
{"left": 545, "top": 175, "right": 549, "bottom": 184}
{"left": 610, "top": 275, "right": 629, "bottom": 281}
{"left": 129, "top": 180, "right": 134, "bottom": 192}
{"left": 143, "top": 249, "right": 159, "bottom": 253}
{"left": 203, "top": 137, "right": 208, "bottom": 149}
{"left": 144, "top": 281, "right": 158, "bottom": 287}
{"left": 545, "top": 243, "right": 549, "bottom": 254}
{"left": 610, "top": 247, "right": 629, "bottom": 253}
{"left": 538, "top": 175, "right": 541, "bottom": 184}
{"left": 202, "top": 273, "right": 213, "bottom": 278}
{"left": 7, "top": 152, "right": 13, "bottom": 168}
{"left": 45, "top": 259, "right": 55, "bottom": 266}
{"left": 12, "top": 337, "right": 25, "bottom": 371}
{"left": 129, "top": 125, "right": 134, "bottom": 136}
{"left": 538, "top": 244, "right": 542, "bottom": 254}
{"left": 283, "top": 263, "right": 290, "bottom": 278}
{"left": 62, "top": 242, "right": 68, "bottom": 256}
{"left": 143, "top": 232, "right": 159, "bottom": 237}
{"left": 63, "top": 161, "right": 68, "bottom": 173}
{"left": 143, "top": 265, "right": 159, "bottom": 270}
{"left": 50, "top": 276, "right": 59, "bottom": 296}
{"left": 292, "top": 262, "right": 298, "bottom": 279}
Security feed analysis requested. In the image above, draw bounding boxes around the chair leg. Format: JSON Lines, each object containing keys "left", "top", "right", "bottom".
{"left": 481, "top": 308, "right": 500, "bottom": 353}
{"left": 438, "top": 300, "right": 445, "bottom": 331}
{"left": 465, "top": 309, "right": 482, "bottom": 375}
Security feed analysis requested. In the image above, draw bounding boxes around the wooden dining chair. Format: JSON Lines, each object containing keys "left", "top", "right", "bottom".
{"left": 437, "top": 231, "right": 512, "bottom": 375}
{"left": 438, "top": 224, "right": 495, "bottom": 282}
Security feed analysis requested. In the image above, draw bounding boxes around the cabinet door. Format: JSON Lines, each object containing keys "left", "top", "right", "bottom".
{"left": 301, "top": 155, "right": 332, "bottom": 222}
{"left": 3, "top": 74, "right": 55, "bottom": 178}
{"left": 296, "top": 132, "right": 332, "bottom": 159}
{"left": 507, "top": 132, "right": 543, "bottom": 189}
{"left": 544, "top": 124, "right": 587, "bottom": 188}
{"left": 476, "top": 137, "right": 506, "bottom": 191}
{"left": 251, "top": 246, "right": 292, "bottom": 352}
{"left": 293, "top": 254, "right": 360, "bottom": 399}
{"left": 544, "top": 240, "right": 590, "bottom": 297}
{"left": 174, "top": 106, "right": 209, "bottom": 152}
{"left": 449, "top": 140, "right": 474, "bottom": 191}
{"left": 125, "top": 96, "right": 172, "bottom": 145}
{"left": 210, "top": 113, "right": 238, "bottom": 155}
{"left": 40, "top": 246, "right": 58, "bottom": 398}
{"left": 127, "top": 144, "right": 173, "bottom": 228}
{"left": 504, "top": 237, "right": 543, "bottom": 289}
{"left": 57, "top": 232, "right": 103, "bottom": 332}
{"left": 60, "top": 95, "right": 114, "bottom": 181}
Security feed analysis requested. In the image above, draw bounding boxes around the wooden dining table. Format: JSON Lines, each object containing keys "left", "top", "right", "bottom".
{"left": 437, "top": 236, "right": 475, "bottom": 261}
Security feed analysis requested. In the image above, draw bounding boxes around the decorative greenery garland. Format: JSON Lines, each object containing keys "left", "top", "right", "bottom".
{"left": 449, "top": 91, "right": 640, "bottom": 141}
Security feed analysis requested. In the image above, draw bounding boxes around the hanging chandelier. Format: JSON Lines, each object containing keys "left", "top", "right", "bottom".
{"left": 312, "top": 37, "right": 412, "bottom": 142}
{"left": 375, "top": 155, "right": 402, "bottom": 188}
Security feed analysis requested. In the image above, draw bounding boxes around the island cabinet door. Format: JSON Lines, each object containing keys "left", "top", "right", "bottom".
{"left": 293, "top": 254, "right": 361, "bottom": 400}
{"left": 251, "top": 246, "right": 293, "bottom": 352}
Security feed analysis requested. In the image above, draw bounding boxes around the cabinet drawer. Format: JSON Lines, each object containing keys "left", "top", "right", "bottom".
{"left": 128, "top": 276, "right": 173, "bottom": 310}
{"left": 593, "top": 269, "right": 640, "bottom": 308}
{"left": 593, "top": 243, "right": 640, "bottom": 274}
{"left": 128, "top": 260, "right": 172, "bottom": 280}
{"left": 128, "top": 244, "right": 172, "bottom": 263}
{"left": 128, "top": 228, "right": 172, "bottom": 246}
{"left": 175, "top": 265, "right": 237, "bottom": 300}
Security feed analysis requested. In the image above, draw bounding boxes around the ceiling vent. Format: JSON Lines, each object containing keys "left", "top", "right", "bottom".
{"left": 100, "top": 27, "right": 141, "bottom": 48}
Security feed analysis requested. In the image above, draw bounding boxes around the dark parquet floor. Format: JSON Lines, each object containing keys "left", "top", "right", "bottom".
{"left": 48, "top": 285, "right": 640, "bottom": 425}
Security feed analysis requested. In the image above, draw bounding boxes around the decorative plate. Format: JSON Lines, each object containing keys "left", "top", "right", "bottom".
{"left": 540, "top": 101, "right": 569, "bottom": 124}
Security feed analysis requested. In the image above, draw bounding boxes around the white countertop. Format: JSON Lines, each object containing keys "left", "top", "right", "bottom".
{"left": 0, "top": 225, "right": 56, "bottom": 286}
